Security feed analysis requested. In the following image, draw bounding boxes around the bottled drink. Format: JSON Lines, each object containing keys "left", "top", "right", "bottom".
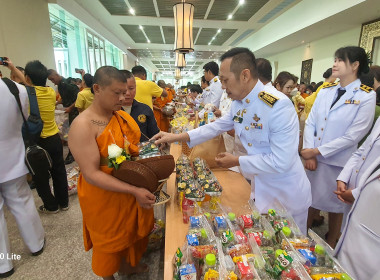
{"left": 182, "top": 198, "right": 194, "bottom": 224}
{"left": 203, "top": 253, "right": 219, "bottom": 280}
{"left": 282, "top": 226, "right": 294, "bottom": 238}
{"left": 314, "top": 244, "right": 326, "bottom": 266}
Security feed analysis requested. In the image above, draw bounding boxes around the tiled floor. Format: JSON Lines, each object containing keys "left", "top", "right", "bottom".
{"left": 3, "top": 148, "right": 165, "bottom": 280}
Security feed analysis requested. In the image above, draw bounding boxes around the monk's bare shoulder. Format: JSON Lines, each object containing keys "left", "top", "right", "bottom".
{"left": 70, "top": 110, "right": 97, "bottom": 137}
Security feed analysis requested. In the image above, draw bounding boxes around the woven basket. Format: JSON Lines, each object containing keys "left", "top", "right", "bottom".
{"left": 181, "top": 141, "right": 193, "bottom": 156}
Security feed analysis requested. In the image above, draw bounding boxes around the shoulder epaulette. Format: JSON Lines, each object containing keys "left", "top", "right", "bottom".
{"left": 360, "top": 84, "right": 372, "bottom": 93}
{"left": 258, "top": 91, "right": 279, "bottom": 107}
{"left": 213, "top": 77, "right": 218, "bottom": 82}
{"left": 322, "top": 82, "right": 338, "bottom": 88}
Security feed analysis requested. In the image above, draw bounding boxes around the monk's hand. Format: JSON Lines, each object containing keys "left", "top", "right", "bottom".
{"left": 304, "top": 158, "right": 317, "bottom": 171}
{"left": 215, "top": 152, "right": 239, "bottom": 168}
{"left": 134, "top": 188, "right": 156, "bottom": 209}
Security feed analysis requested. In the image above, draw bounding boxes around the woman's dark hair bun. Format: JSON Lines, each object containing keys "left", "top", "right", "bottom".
{"left": 323, "top": 68, "right": 332, "bottom": 79}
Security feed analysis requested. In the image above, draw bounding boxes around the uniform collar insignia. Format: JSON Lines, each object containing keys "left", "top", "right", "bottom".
{"left": 253, "top": 114, "right": 260, "bottom": 122}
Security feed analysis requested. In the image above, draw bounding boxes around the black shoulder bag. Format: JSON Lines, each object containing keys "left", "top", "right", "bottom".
{"left": 2, "top": 78, "right": 52, "bottom": 175}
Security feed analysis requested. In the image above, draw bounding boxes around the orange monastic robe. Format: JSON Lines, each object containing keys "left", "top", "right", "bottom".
{"left": 77, "top": 111, "right": 154, "bottom": 265}
{"left": 153, "top": 88, "right": 173, "bottom": 132}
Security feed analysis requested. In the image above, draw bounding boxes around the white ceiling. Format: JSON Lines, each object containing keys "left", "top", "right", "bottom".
{"left": 50, "top": 0, "right": 380, "bottom": 77}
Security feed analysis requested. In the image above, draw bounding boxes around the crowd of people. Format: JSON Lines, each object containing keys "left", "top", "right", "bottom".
{"left": 1, "top": 45, "right": 380, "bottom": 279}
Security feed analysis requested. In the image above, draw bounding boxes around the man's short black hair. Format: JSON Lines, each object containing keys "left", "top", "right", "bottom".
{"left": 93, "top": 66, "right": 126, "bottom": 87}
{"left": 255, "top": 58, "right": 272, "bottom": 83}
{"left": 201, "top": 75, "right": 209, "bottom": 85}
{"left": 189, "top": 84, "right": 202, "bottom": 94}
{"left": 24, "top": 60, "right": 48, "bottom": 86}
{"left": 131, "top": 65, "right": 147, "bottom": 76}
{"left": 220, "top": 47, "right": 257, "bottom": 79}
{"left": 119, "top": 69, "right": 134, "bottom": 80}
{"left": 203, "top": 61, "right": 219, "bottom": 76}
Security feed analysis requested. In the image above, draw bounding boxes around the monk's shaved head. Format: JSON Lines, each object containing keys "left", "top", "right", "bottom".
{"left": 93, "top": 66, "right": 126, "bottom": 87}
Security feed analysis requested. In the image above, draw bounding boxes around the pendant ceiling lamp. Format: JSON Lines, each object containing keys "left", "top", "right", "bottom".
{"left": 175, "top": 68, "right": 182, "bottom": 79}
{"left": 173, "top": 1, "right": 194, "bottom": 53}
{"left": 175, "top": 52, "right": 186, "bottom": 68}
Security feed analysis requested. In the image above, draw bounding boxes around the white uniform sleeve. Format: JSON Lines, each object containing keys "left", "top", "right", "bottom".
{"left": 188, "top": 108, "right": 234, "bottom": 147}
{"left": 318, "top": 93, "right": 376, "bottom": 158}
{"left": 209, "top": 85, "right": 223, "bottom": 108}
{"left": 303, "top": 90, "right": 323, "bottom": 149}
{"left": 336, "top": 143, "right": 366, "bottom": 183}
{"left": 239, "top": 99, "right": 300, "bottom": 174}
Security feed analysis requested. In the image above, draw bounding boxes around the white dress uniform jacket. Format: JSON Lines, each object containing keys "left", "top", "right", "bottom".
{"left": 188, "top": 80, "right": 312, "bottom": 232}
{"left": 304, "top": 79, "right": 376, "bottom": 167}
{"left": 303, "top": 79, "right": 376, "bottom": 212}
{"left": 207, "top": 76, "right": 223, "bottom": 108}
{"left": 334, "top": 117, "right": 380, "bottom": 280}
{"left": 219, "top": 90, "right": 234, "bottom": 153}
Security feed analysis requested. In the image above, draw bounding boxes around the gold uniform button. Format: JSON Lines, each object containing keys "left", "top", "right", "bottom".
{"left": 245, "top": 126, "right": 249, "bottom": 130}
{"left": 321, "top": 128, "right": 324, "bottom": 131}
{"left": 325, "top": 117, "right": 327, "bottom": 121}
{"left": 248, "top": 143, "right": 252, "bottom": 147}
{"left": 246, "top": 99, "right": 250, "bottom": 104}
{"left": 363, "top": 157, "right": 365, "bottom": 160}
{"left": 318, "top": 137, "right": 321, "bottom": 140}
{"left": 356, "top": 170, "right": 359, "bottom": 173}
{"left": 243, "top": 109, "right": 247, "bottom": 113}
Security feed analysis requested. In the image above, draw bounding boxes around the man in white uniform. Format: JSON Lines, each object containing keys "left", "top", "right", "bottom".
{"left": 0, "top": 76, "right": 45, "bottom": 278}
{"left": 334, "top": 117, "right": 380, "bottom": 280}
{"left": 153, "top": 48, "right": 311, "bottom": 233}
{"left": 203, "top": 61, "right": 223, "bottom": 108}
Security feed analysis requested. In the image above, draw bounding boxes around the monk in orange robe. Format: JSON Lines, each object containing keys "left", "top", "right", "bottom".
{"left": 68, "top": 66, "right": 155, "bottom": 280}
{"left": 153, "top": 80, "right": 173, "bottom": 132}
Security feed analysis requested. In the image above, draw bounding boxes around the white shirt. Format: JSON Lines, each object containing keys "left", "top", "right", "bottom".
{"left": 218, "top": 90, "right": 232, "bottom": 116}
{"left": 207, "top": 76, "right": 223, "bottom": 108}
{"left": 0, "top": 79, "right": 29, "bottom": 183}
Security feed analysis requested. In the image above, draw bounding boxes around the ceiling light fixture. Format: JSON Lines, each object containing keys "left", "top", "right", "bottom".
{"left": 239, "top": 0, "right": 245, "bottom": 4}
{"left": 129, "top": 8, "right": 135, "bottom": 15}
{"left": 173, "top": 1, "right": 194, "bottom": 53}
{"left": 139, "top": 25, "right": 143, "bottom": 30}
{"left": 227, "top": 14, "right": 232, "bottom": 20}
{"left": 175, "top": 68, "right": 182, "bottom": 79}
{"left": 147, "top": 39, "right": 150, "bottom": 43}
{"left": 175, "top": 52, "right": 186, "bottom": 68}
{"left": 217, "top": 29, "right": 221, "bottom": 33}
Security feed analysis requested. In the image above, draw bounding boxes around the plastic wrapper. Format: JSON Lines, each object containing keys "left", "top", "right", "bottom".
{"left": 138, "top": 141, "right": 161, "bottom": 159}
{"left": 66, "top": 165, "right": 79, "bottom": 195}
{"left": 147, "top": 219, "right": 165, "bottom": 251}
{"left": 305, "top": 230, "right": 353, "bottom": 280}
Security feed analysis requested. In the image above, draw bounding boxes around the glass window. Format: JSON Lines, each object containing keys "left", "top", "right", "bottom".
{"left": 48, "top": 4, "right": 123, "bottom": 76}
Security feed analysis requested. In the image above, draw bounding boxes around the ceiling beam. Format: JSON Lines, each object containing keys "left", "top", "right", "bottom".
{"left": 113, "top": 15, "right": 247, "bottom": 29}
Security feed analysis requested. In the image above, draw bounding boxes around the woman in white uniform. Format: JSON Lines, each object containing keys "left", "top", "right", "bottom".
{"left": 302, "top": 46, "right": 376, "bottom": 247}
{"left": 334, "top": 117, "right": 380, "bottom": 280}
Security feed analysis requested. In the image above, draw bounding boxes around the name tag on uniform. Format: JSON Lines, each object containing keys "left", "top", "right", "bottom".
{"left": 345, "top": 99, "right": 360, "bottom": 104}
{"left": 251, "top": 122, "right": 263, "bottom": 129}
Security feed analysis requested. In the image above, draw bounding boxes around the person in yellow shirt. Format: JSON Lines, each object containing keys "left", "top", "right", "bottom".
{"left": 24, "top": 60, "right": 69, "bottom": 214}
{"left": 131, "top": 66, "right": 167, "bottom": 109}
{"left": 75, "top": 73, "right": 94, "bottom": 113}
{"left": 304, "top": 68, "right": 336, "bottom": 119}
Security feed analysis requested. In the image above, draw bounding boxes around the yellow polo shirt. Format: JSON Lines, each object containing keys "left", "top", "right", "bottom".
{"left": 75, "top": 87, "right": 94, "bottom": 111}
{"left": 134, "top": 77, "right": 163, "bottom": 109}
{"left": 34, "top": 86, "right": 59, "bottom": 138}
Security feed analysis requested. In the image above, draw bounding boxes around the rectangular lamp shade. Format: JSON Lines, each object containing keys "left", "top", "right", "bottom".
{"left": 175, "top": 52, "right": 186, "bottom": 68}
{"left": 173, "top": 2, "right": 194, "bottom": 53}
